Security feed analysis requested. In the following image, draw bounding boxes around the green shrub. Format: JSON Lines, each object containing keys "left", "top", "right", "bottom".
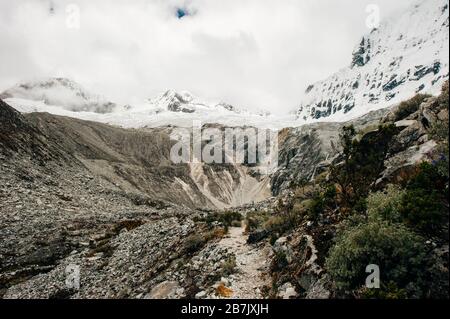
{"left": 436, "top": 80, "right": 449, "bottom": 108}
{"left": 184, "top": 229, "right": 225, "bottom": 254}
{"left": 266, "top": 205, "right": 303, "bottom": 234}
{"left": 400, "top": 162, "right": 448, "bottom": 238}
{"left": 367, "top": 185, "right": 406, "bottom": 223}
{"left": 307, "top": 192, "right": 324, "bottom": 220}
{"left": 407, "top": 162, "right": 446, "bottom": 191}
{"left": 220, "top": 211, "right": 243, "bottom": 227}
{"left": 325, "top": 221, "right": 428, "bottom": 296}
{"left": 245, "top": 211, "right": 271, "bottom": 233}
{"left": 220, "top": 256, "right": 237, "bottom": 276}
{"left": 330, "top": 124, "right": 397, "bottom": 210}
{"left": 246, "top": 208, "right": 301, "bottom": 244}
{"left": 359, "top": 282, "right": 408, "bottom": 299}
{"left": 184, "top": 234, "right": 206, "bottom": 254}
{"left": 231, "top": 220, "right": 242, "bottom": 227}
{"left": 394, "top": 94, "right": 430, "bottom": 121}
{"left": 197, "top": 211, "right": 243, "bottom": 228}
{"left": 303, "top": 185, "right": 337, "bottom": 220}
{"left": 400, "top": 189, "right": 446, "bottom": 238}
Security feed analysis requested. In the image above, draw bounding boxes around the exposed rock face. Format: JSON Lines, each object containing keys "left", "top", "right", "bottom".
{"left": 377, "top": 92, "right": 449, "bottom": 185}
{"left": 272, "top": 108, "right": 388, "bottom": 195}
{"left": 0, "top": 99, "right": 66, "bottom": 161}
{"left": 269, "top": 231, "right": 331, "bottom": 299}
{"left": 296, "top": 0, "right": 449, "bottom": 121}
{"left": 0, "top": 100, "right": 269, "bottom": 210}
{"left": 0, "top": 99, "right": 27, "bottom": 131}
{"left": 273, "top": 91, "right": 444, "bottom": 195}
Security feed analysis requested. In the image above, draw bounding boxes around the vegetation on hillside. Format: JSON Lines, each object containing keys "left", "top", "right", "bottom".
{"left": 255, "top": 81, "right": 449, "bottom": 299}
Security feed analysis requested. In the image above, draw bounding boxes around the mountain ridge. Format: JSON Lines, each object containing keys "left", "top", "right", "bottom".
{"left": 296, "top": 0, "right": 449, "bottom": 122}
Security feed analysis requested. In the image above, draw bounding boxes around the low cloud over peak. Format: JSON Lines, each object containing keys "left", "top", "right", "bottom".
{"left": 0, "top": 0, "right": 413, "bottom": 114}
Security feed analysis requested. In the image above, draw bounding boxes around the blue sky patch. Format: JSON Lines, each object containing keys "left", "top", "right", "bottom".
{"left": 176, "top": 8, "right": 188, "bottom": 19}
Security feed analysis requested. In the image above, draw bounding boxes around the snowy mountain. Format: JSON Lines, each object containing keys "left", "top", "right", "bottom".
{"left": 111, "top": 90, "right": 277, "bottom": 128}
{"left": 2, "top": 80, "right": 280, "bottom": 129}
{"left": 0, "top": 78, "right": 117, "bottom": 114}
{"left": 296, "top": 0, "right": 449, "bottom": 122}
{"left": 143, "top": 90, "right": 245, "bottom": 114}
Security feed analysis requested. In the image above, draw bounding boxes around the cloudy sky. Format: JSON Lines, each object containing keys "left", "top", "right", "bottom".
{"left": 0, "top": 0, "right": 414, "bottom": 113}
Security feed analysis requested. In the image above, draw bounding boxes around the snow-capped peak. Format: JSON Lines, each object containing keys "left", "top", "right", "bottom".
{"left": 296, "top": 0, "right": 449, "bottom": 122}
{"left": 147, "top": 90, "right": 201, "bottom": 113}
{"left": 0, "top": 78, "right": 117, "bottom": 114}
{"left": 144, "top": 89, "right": 265, "bottom": 116}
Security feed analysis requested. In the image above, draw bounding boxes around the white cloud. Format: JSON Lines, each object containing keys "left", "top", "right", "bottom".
{"left": 0, "top": 0, "right": 413, "bottom": 113}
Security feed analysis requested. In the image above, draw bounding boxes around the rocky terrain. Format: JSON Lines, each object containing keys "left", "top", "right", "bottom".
{"left": 1, "top": 81, "right": 448, "bottom": 299}
{"left": 264, "top": 83, "right": 449, "bottom": 299}
{"left": 1, "top": 0, "right": 448, "bottom": 301}
{"left": 0, "top": 98, "right": 273, "bottom": 298}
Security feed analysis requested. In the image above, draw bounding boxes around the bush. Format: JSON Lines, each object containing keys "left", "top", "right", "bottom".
{"left": 184, "top": 234, "right": 206, "bottom": 254}
{"left": 245, "top": 211, "right": 271, "bottom": 233}
{"left": 325, "top": 221, "right": 428, "bottom": 296}
{"left": 231, "top": 220, "right": 242, "bottom": 227}
{"left": 197, "top": 211, "right": 243, "bottom": 229}
{"left": 184, "top": 229, "right": 225, "bottom": 254}
{"left": 264, "top": 215, "right": 294, "bottom": 235}
{"left": 400, "top": 162, "right": 448, "bottom": 238}
{"left": 394, "top": 94, "right": 430, "bottom": 121}
{"left": 219, "top": 211, "right": 243, "bottom": 228}
{"left": 306, "top": 192, "right": 324, "bottom": 220}
{"left": 367, "top": 185, "right": 406, "bottom": 223}
{"left": 366, "top": 164, "right": 448, "bottom": 239}
{"left": 245, "top": 207, "right": 302, "bottom": 244}
{"left": 220, "top": 256, "right": 237, "bottom": 277}
{"left": 330, "top": 124, "right": 397, "bottom": 210}
{"left": 358, "top": 282, "right": 407, "bottom": 299}
{"left": 400, "top": 189, "right": 446, "bottom": 238}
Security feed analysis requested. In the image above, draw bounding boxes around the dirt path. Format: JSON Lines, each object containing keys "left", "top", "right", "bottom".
{"left": 216, "top": 223, "right": 271, "bottom": 299}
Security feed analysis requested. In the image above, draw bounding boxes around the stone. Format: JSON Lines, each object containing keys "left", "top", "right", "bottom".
{"left": 277, "top": 282, "right": 297, "bottom": 299}
{"left": 195, "top": 290, "right": 207, "bottom": 299}
{"left": 147, "top": 281, "right": 181, "bottom": 299}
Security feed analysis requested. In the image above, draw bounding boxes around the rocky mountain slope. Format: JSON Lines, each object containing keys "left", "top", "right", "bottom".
{"left": 1, "top": 81, "right": 448, "bottom": 299}
{"left": 0, "top": 99, "right": 270, "bottom": 298}
{"left": 296, "top": 0, "right": 449, "bottom": 122}
{"left": 1, "top": 101, "right": 270, "bottom": 210}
